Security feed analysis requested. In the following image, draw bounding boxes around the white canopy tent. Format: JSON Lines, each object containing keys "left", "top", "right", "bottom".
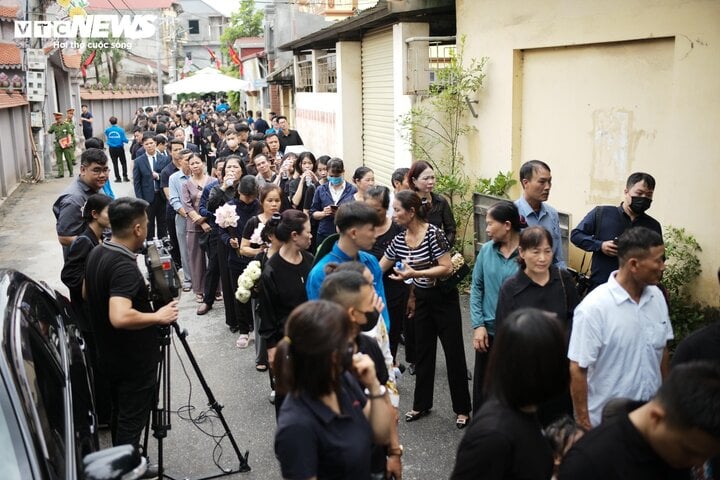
{"left": 163, "top": 67, "right": 255, "bottom": 95}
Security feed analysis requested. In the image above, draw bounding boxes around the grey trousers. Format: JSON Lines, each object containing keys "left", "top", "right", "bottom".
{"left": 175, "top": 214, "right": 192, "bottom": 288}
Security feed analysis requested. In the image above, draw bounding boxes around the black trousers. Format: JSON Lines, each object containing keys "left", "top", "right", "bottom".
{"left": 229, "top": 261, "right": 253, "bottom": 334}
{"left": 109, "top": 146, "right": 128, "bottom": 179}
{"left": 472, "top": 335, "right": 494, "bottom": 414}
{"left": 412, "top": 286, "right": 471, "bottom": 415}
{"left": 202, "top": 233, "right": 221, "bottom": 306}
{"left": 165, "top": 209, "right": 182, "bottom": 269}
{"left": 385, "top": 285, "right": 409, "bottom": 362}
{"left": 404, "top": 288, "right": 417, "bottom": 364}
{"left": 109, "top": 375, "right": 155, "bottom": 448}
{"left": 146, "top": 194, "right": 167, "bottom": 240}
{"left": 217, "top": 241, "right": 242, "bottom": 328}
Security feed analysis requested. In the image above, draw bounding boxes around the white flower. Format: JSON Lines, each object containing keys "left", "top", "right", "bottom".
{"left": 240, "top": 275, "right": 255, "bottom": 290}
{"left": 215, "top": 204, "right": 239, "bottom": 229}
{"left": 250, "top": 222, "right": 265, "bottom": 245}
{"left": 235, "top": 286, "right": 251, "bottom": 303}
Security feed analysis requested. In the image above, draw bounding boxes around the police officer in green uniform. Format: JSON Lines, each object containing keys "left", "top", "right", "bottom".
{"left": 48, "top": 109, "right": 76, "bottom": 178}
{"left": 65, "top": 107, "right": 78, "bottom": 166}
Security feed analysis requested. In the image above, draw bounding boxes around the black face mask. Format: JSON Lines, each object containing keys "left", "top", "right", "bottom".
{"left": 359, "top": 309, "right": 380, "bottom": 332}
{"left": 629, "top": 196, "right": 652, "bottom": 214}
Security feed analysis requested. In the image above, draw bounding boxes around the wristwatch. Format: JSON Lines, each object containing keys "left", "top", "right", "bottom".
{"left": 364, "top": 385, "right": 387, "bottom": 399}
{"left": 388, "top": 445, "right": 404, "bottom": 457}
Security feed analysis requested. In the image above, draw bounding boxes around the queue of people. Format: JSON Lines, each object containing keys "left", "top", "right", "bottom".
{"left": 50, "top": 101, "right": 720, "bottom": 479}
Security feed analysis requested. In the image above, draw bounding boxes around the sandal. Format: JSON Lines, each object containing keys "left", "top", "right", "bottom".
{"left": 195, "top": 294, "right": 204, "bottom": 303}
{"left": 235, "top": 334, "right": 249, "bottom": 349}
{"left": 405, "top": 409, "right": 431, "bottom": 422}
{"left": 456, "top": 415, "right": 469, "bottom": 430}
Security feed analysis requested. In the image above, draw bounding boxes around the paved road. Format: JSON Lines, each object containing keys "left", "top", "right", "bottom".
{"left": 0, "top": 172, "right": 478, "bottom": 480}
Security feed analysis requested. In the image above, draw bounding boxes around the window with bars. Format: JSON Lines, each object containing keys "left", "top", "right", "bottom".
{"left": 316, "top": 53, "right": 336, "bottom": 93}
{"left": 296, "top": 58, "right": 313, "bottom": 92}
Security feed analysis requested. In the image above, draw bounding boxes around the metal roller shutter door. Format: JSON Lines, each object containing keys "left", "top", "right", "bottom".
{"left": 361, "top": 28, "right": 394, "bottom": 187}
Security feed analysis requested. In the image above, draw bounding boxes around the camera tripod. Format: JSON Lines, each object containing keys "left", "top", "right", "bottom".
{"left": 143, "top": 321, "right": 251, "bottom": 479}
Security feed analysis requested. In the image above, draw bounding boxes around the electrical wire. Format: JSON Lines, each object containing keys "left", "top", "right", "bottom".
{"left": 169, "top": 330, "right": 233, "bottom": 473}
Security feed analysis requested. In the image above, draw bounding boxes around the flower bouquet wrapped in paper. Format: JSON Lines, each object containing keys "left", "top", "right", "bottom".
{"left": 215, "top": 203, "right": 239, "bottom": 230}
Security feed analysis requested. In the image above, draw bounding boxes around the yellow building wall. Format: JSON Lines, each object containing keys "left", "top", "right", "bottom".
{"left": 458, "top": 0, "right": 720, "bottom": 304}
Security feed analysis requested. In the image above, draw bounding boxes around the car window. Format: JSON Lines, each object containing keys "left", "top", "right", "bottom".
{"left": 16, "top": 284, "right": 68, "bottom": 479}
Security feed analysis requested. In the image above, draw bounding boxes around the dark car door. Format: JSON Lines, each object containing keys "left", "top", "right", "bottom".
{"left": 8, "top": 280, "right": 96, "bottom": 479}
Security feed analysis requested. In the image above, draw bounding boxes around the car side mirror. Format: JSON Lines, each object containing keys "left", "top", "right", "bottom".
{"left": 83, "top": 445, "right": 147, "bottom": 480}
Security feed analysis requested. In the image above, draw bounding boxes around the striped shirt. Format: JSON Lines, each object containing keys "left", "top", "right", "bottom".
{"left": 384, "top": 223, "right": 449, "bottom": 289}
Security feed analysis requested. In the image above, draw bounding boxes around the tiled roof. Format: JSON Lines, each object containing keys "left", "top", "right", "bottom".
{"left": 0, "top": 5, "right": 19, "bottom": 21}
{"left": 0, "top": 91, "right": 28, "bottom": 110}
{"left": 0, "top": 43, "right": 21, "bottom": 67}
{"left": 88, "top": 0, "right": 175, "bottom": 11}
{"left": 62, "top": 50, "right": 82, "bottom": 69}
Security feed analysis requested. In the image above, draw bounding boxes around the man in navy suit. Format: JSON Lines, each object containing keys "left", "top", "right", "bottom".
{"left": 133, "top": 132, "right": 170, "bottom": 240}
{"left": 173, "top": 127, "right": 199, "bottom": 153}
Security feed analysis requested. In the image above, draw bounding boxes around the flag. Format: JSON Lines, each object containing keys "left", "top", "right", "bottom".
{"left": 206, "top": 47, "right": 221, "bottom": 69}
{"left": 80, "top": 50, "right": 96, "bottom": 78}
{"left": 227, "top": 42, "right": 244, "bottom": 78}
{"left": 227, "top": 42, "right": 241, "bottom": 65}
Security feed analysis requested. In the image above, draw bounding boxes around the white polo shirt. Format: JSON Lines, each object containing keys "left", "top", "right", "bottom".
{"left": 568, "top": 271, "right": 673, "bottom": 426}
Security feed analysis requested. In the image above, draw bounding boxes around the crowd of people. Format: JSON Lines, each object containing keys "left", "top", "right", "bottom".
{"left": 49, "top": 100, "right": 720, "bottom": 479}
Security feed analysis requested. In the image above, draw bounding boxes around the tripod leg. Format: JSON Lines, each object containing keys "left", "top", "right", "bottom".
{"left": 172, "top": 322, "right": 251, "bottom": 472}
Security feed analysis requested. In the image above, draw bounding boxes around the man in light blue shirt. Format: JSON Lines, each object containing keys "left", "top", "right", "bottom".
{"left": 168, "top": 151, "right": 193, "bottom": 290}
{"left": 514, "top": 160, "right": 566, "bottom": 269}
{"left": 568, "top": 227, "right": 672, "bottom": 429}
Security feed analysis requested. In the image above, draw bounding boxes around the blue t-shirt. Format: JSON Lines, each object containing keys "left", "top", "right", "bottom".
{"left": 306, "top": 241, "right": 390, "bottom": 330}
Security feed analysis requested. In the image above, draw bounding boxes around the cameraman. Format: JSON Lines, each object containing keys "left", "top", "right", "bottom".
{"left": 84, "top": 197, "right": 179, "bottom": 447}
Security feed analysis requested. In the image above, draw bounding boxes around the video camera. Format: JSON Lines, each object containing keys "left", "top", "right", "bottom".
{"left": 142, "top": 237, "right": 181, "bottom": 308}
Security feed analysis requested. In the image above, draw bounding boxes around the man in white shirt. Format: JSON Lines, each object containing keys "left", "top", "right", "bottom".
{"left": 568, "top": 226, "right": 672, "bottom": 429}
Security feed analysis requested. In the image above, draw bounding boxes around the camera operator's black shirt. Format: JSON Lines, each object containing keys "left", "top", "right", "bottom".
{"left": 85, "top": 241, "right": 160, "bottom": 382}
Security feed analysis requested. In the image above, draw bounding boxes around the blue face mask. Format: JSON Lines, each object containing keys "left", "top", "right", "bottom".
{"left": 328, "top": 175, "right": 343, "bottom": 186}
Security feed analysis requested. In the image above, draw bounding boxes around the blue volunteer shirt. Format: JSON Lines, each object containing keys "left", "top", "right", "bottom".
{"left": 104, "top": 125, "right": 129, "bottom": 148}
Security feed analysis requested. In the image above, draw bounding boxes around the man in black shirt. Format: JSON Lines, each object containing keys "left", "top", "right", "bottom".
{"left": 571, "top": 172, "right": 662, "bottom": 289}
{"left": 276, "top": 115, "right": 303, "bottom": 153}
{"left": 559, "top": 362, "right": 720, "bottom": 479}
{"left": 85, "top": 197, "right": 179, "bottom": 447}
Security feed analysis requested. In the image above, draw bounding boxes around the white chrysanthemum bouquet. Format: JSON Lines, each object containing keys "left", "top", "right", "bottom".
{"left": 235, "top": 260, "right": 262, "bottom": 303}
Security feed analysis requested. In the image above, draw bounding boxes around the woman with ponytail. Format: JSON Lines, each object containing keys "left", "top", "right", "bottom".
{"left": 273, "top": 301, "right": 392, "bottom": 480}
{"left": 257, "top": 209, "right": 314, "bottom": 412}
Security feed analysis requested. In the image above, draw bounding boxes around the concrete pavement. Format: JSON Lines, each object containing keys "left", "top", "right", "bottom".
{"left": 0, "top": 171, "right": 478, "bottom": 480}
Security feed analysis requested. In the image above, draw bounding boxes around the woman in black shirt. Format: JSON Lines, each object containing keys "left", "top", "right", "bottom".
{"left": 407, "top": 160, "right": 456, "bottom": 246}
{"left": 495, "top": 226, "right": 578, "bottom": 425}
{"left": 451, "top": 308, "right": 569, "bottom": 480}
{"left": 380, "top": 190, "right": 471, "bottom": 429}
{"left": 495, "top": 226, "right": 578, "bottom": 332}
{"left": 257, "top": 210, "right": 314, "bottom": 415}
{"left": 365, "top": 186, "right": 409, "bottom": 365}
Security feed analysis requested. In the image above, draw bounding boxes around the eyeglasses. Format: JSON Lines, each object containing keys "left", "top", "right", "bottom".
{"left": 88, "top": 167, "right": 110, "bottom": 174}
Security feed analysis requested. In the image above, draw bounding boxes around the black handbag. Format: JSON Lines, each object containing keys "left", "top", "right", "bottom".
{"left": 437, "top": 261, "right": 471, "bottom": 293}
{"left": 428, "top": 226, "right": 471, "bottom": 293}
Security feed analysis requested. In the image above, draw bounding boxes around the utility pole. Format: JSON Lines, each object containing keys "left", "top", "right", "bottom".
{"left": 156, "top": 18, "right": 163, "bottom": 105}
